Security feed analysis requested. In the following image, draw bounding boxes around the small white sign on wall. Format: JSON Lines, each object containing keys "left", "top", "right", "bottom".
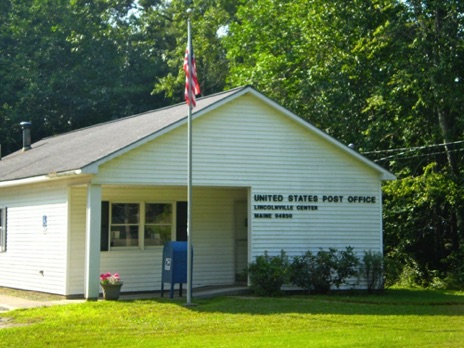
{"left": 42, "top": 215, "right": 47, "bottom": 233}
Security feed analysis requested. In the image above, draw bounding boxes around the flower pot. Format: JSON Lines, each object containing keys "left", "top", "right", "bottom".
{"left": 101, "top": 283, "right": 123, "bottom": 300}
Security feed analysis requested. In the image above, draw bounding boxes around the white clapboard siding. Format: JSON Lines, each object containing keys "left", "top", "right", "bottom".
{"left": 68, "top": 186, "right": 246, "bottom": 294}
{"left": 0, "top": 182, "right": 69, "bottom": 294}
{"left": 94, "top": 129, "right": 188, "bottom": 186}
{"left": 95, "top": 94, "right": 384, "bottom": 264}
{"left": 67, "top": 186, "right": 87, "bottom": 295}
{"left": 97, "top": 95, "right": 381, "bottom": 188}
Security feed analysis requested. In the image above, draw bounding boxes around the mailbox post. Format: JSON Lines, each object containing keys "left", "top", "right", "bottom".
{"left": 161, "top": 241, "right": 193, "bottom": 298}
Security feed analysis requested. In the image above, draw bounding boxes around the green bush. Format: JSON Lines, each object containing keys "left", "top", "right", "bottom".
{"left": 290, "top": 247, "right": 360, "bottom": 294}
{"left": 383, "top": 251, "right": 464, "bottom": 290}
{"left": 383, "top": 255, "right": 404, "bottom": 287}
{"left": 248, "top": 250, "right": 289, "bottom": 296}
{"left": 360, "top": 250, "right": 384, "bottom": 293}
{"left": 290, "top": 250, "right": 332, "bottom": 294}
{"left": 335, "top": 246, "right": 361, "bottom": 287}
{"left": 443, "top": 251, "right": 464, "bottom": 290}
{"left": 396, "top": 260, "right": 428, "bottom": 288}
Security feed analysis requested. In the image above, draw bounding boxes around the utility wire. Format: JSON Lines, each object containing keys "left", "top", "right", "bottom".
{"left": 373, "top": 147, "right": 464, "bottom": 162}
{"left": 361, "top": 139, "right": 464, "bottom": 155}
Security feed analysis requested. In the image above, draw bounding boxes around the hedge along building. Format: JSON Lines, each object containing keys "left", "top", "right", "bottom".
{"left": 0, "top": 86, "right": 395, "bottom": 299}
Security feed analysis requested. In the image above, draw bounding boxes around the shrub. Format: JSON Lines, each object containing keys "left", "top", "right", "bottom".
{"left": 360, "top": 250, "right": 384, "bottom": 293}
{"left": 383, "top": 251, "right": 464, "bottom": 290}
{"left": 290, "top": 250, "right": 332, "bottom": 294}
{"left": 443, "top": 251, "right": 464, "bottom": 290}
{"left": 397, "top": 260, "right": 427, "bottom": 288}
{"left": 334, "top": 246, "right": 361, "bottom": 288}
{"left": 248, "top": 250, "right": 289, "bottom": 296}
{"left": 290, "top": 247, "right": 360, "bottom": 294}
{"left": 383, "top": 255, "right": 404, "bottom": 287}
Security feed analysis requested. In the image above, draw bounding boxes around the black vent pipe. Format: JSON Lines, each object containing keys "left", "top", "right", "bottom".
{"left": 20, "top": 121, "right": 32, "bottom": 151}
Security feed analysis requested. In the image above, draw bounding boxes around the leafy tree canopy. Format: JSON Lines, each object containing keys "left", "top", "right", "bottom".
{"left": 1, "top": 0, "right": 463, "bottom": 287}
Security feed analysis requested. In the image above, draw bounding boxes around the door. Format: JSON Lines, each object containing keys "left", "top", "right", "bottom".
{"left": 234, "top": 201, "right": 248, "bottom": 282}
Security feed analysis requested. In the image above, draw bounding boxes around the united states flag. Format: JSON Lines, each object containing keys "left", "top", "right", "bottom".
{"left": 183, "top": 46, "right": 201, "bottom": 107}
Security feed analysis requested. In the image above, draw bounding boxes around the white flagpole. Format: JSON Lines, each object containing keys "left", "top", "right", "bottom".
{"left": 186, "top": 17, "right": 193, "bottom": 306}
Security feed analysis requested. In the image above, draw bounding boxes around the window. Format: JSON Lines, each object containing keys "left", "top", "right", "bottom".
{"left": 145, "top": 203, "right": 172, "bottom": 246}
{"left": 111, "top": 203, "right": 139, "bottom": 247}
{"left": 0, "top": 207, "right": 6, "bottom": 252}
{"left": 109, "top": 202, "right": 172, "bottom": 249}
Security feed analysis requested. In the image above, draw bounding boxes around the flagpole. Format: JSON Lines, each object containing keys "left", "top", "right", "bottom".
{"left": 186, "top": 17, "right": 193, "bottom": 306}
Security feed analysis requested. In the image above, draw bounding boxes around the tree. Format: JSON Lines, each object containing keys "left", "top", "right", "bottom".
{"left": 224, "top": 0, "right": 404, "bottom": 149}
{"left": 224, "top": 0, "right": 464, "bottom": 287}
{"left": 383, "top": 164, "right": 463, "bottom": 286}
{"left": 0, "top": 0, "right": 167, "bottom": 154}
{"left": 149, "top": 0, "right": 239, "bottom": 101}
{"left": 1, "top": 0, "right": 463, "bottom": 287}
{"left": 358, "top": 1, "right": 464, "bottom": 282}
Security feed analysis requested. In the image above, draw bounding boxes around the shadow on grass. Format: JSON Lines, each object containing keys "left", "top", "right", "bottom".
{"left": 131, "top": 288, "right": 464, "bottom": 317}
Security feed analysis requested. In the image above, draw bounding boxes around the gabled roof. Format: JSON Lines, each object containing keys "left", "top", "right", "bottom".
{"left": 0, "top": 86, "right": 395, "bottom": 185}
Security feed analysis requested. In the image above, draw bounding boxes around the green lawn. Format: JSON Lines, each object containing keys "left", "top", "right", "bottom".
{"left": 0, "top": 289, "right": 463, "bottom": 347}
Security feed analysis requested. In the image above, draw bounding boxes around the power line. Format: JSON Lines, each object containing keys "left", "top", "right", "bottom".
{"left": 361, "top": 139, "right": 464, "bottom": 156}
{"left": 373, "top": 147, "right": 464, "bottom": 162}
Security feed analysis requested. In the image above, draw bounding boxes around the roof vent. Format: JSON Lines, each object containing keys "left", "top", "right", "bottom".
{"left": 20, "top": 121, "right": 32, "bottom": 151}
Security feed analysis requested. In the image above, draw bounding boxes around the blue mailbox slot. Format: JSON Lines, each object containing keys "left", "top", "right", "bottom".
{"left": 161, "top": 241, "right": 193, "bottom": 298}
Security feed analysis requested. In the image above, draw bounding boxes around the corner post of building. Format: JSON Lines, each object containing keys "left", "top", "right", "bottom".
{"left": 85, "top": 183, "right": 102, "bottom": 300}
{"left": 247, "top": 187, "right": 253, "bottom": 286}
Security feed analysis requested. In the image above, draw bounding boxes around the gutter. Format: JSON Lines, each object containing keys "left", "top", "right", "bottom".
{"left": 0, "top": 170, "right": 88, "bottom": 188}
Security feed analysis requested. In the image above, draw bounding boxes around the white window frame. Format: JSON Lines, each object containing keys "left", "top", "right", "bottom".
{"left": 109, "top": 201, "right": 174, "bottom": 250}
{"left": 109, "top": 202, "right": 140, "bottom": 250}
{"left": 144, "top": 202, "right": 174, "bottom": 248}
{"left": 0, "top": 207, "right": 6, "bottom": 252}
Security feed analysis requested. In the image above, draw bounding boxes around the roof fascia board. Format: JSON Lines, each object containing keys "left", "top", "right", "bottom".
{"left": 0, "top": 171, "right": 92, "bottom": 188}
{"left": 246, "top": 88, "right": 396, "bottom": 181}
{"left": 0, "top": 175, "right": 51, "bottom": 187}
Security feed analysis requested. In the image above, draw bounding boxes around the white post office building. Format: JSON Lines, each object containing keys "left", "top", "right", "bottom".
{"left": 0, "top": 86, "right": 395, "bottom": 299}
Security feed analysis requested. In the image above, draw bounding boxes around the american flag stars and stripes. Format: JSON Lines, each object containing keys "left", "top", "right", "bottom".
{"left": 183, "top": 46, "right": 201, "bottom": 107}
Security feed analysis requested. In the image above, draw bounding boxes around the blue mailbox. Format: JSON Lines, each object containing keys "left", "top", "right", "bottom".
{"left": 161, "top": 241, "right": 193, "bottom": 298}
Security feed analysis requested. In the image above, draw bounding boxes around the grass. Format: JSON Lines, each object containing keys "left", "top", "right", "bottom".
{"left": 0, "top": 288, "right": 463, "bottom": 347}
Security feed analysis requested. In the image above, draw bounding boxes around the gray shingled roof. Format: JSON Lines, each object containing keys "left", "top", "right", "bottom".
{"left": 0, "top": 86, "right": 247, "bottom": 182}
